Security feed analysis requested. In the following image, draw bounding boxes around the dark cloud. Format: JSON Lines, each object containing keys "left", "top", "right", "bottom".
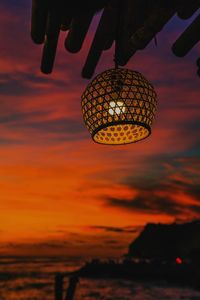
{"left": 126, "top": 153, "right": 200, "bottom": 187}
{"left": 187, "top": 186, "right": 200, "bottom": 202}
{"left": 105, "top": 155, "right": 200, "bottom": 217}
{"left": 105, "top": 188, "right": 200, "bottom": 217}
{"left": 37, "top": 241, "right": 70, "bottom": 248}
{"left": 0, "top": 138, "right": 23, "bottom": 145}
{"left": 23, "top": 118, "right": 84, "bottom": 135}
{"left": 106, "top": 195, "right": 183, "bottom": 216}
{"left": 0, "top": 110, "right": 86, "bottom": 142}
{"left": 0, "top": 73, "right": 67, "bottom": 96}
{"left": 90, "top": 225, "right": 141, "bottom": 234}
{"left": 105, "top": 240, "right": 119, "bottom": 245}
{"left": 0, "top": 111, "right": 45, "bottom": 124}
{"left": 21, "top": 241, "right": 70, "bottom": 249}
{"left": 2, "top": 240, "right": 70, "bottom": 250}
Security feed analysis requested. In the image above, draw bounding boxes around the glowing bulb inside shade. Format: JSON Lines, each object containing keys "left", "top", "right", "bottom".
{"left": 109, "top": 101, "right": 126, "bottom": 115}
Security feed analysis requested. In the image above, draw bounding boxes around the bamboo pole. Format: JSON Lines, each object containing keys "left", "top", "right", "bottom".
{"left": 82, "top": 0, "right": 119, "bottom": 79}
{"left": 177, "top": 0, "right": 200, "bottom": 19}
{"left": 65, "top": 11, "right": 95, "bottom": 53}
{"left": 197, "top": 57, "right": 200, "bottom": 77}
{"left": 116, "top": 0, "right": 148, "bottom": 66}
{"left": 122, "top": 4, "right": 175, "bottom": 65}
{"left": 40, "top": 7, "right": 61, "bottom": 74}
{"left": 60, "top": 16, "right": 72, "bottom": 31}
{"left": 103, "top": 1, "right": 119, "bottom": 51}
{"left": 31, "top": 0, "right": 49, "bottom": 44}
{"left": 172, "top": 14, "right": 200, "bottom": 57}
{"left": 59, "top": 3, "right": 73, "bottom": 31}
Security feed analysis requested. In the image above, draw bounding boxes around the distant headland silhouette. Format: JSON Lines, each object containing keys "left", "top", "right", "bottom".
{"left": 128, "top": 219, "right": 200, "bottom": 262}
{"left": 55, "top": 220, "right": 200, "bottom": 299}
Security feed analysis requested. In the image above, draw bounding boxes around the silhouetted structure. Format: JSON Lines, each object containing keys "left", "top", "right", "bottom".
{"left": 54, "top": 220, "right": 200, "bottom": 300}
{"left": 55, "top": 274, "right": 63, "bottom": 300}
{"left": 64, "top": 276, "right": 79, "bottom": 300}
{"left": 128, "top": 220, "right": 200, "bottom": 262}
{"left": 55, "top": 272, "right": 79, "bottom": 300}
{"left": 31, "top": 0, "right": 200, "bottom": 78}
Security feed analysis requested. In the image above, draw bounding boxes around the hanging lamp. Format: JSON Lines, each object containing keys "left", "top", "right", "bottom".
{"left": 81, "top": 68, "right": 157, "bottom": 145}
{"left": 81, "top": 4, "right": 157, "bottom": 145}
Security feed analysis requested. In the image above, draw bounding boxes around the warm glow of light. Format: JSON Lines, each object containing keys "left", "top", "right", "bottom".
{"left": 109, "top": 101, "right": 126, "bottom": 115}
{"left": 0, "top": 4, "right": 199, "bottom": 258}
{"left": 81, "top": 68, "right": 157, "bottom": 145}
{"left": 176, "top": 257, "right": 182, "bottom": 264}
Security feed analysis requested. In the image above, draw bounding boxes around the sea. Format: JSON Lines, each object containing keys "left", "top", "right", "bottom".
{"left": 0, "top": 257, "right": 200, "bottom": 300}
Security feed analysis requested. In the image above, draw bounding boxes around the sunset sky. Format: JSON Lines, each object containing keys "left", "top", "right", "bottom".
{"left": 0, "top": 1, "right": 199, "bottom": 257}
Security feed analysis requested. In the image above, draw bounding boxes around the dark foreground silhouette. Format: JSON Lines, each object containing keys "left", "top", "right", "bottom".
{"left": 55, "top": 220, "right": 200, "bottom": 299}
{"left": 31, "top": 1, "right": 200, "bottom": 78}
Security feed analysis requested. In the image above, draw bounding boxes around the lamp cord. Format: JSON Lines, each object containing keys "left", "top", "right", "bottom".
{"left": 114, "top": 58, "right": 119, "bottom": 69}
{"left": 114, "top": 0, "right": 122, "bottom": 69}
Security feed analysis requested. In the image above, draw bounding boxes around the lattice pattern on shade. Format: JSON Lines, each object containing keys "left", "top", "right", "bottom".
{"left": 81, "top": 68, "right": 157, "bottom": 145}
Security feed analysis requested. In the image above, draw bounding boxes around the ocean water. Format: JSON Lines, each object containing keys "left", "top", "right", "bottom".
{"left": 0, "top": 257, "right": 200, "bottom": 300}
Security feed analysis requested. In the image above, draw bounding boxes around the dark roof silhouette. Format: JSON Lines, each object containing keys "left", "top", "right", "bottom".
{"left": 128, "top": 220, "right": 200, "bottom": 260}
{"left": 30, "top": 0, "right": 200, "bottom": 77}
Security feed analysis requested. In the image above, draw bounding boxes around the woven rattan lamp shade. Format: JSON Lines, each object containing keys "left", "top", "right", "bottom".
{"left": 81, "top": 68, "right": 157, "bottom": 145}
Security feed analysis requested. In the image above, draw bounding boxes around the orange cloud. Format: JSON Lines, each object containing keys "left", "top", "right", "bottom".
{"left": 0, "top": 2, "right": 199, "bottom": 257}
